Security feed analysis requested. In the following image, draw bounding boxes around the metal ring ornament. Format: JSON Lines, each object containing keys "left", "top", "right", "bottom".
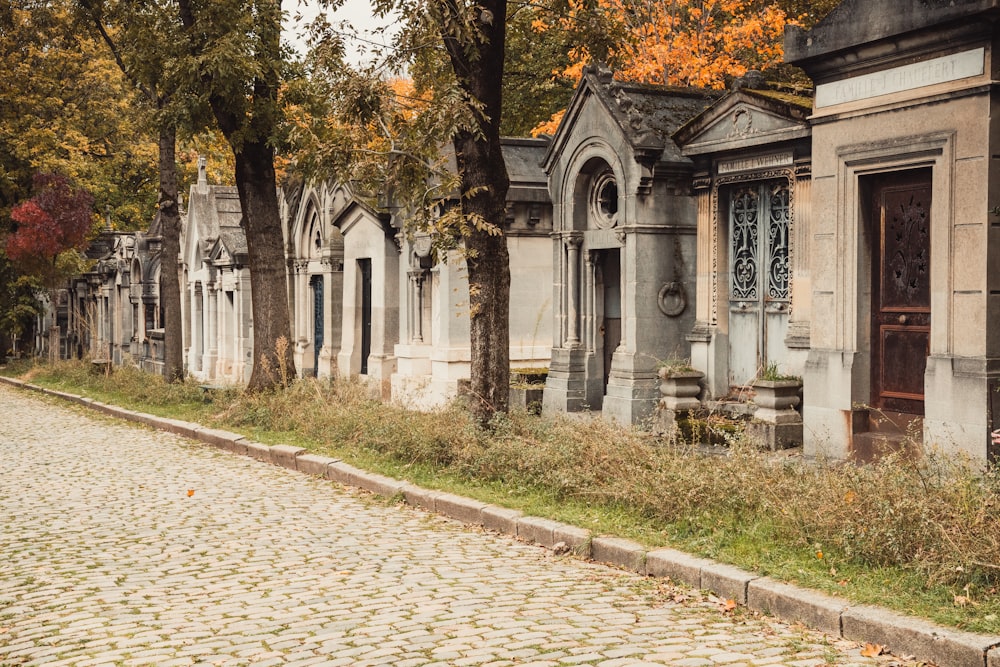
{"left": 658, "top": 281, "right": 687, "bottom": 317}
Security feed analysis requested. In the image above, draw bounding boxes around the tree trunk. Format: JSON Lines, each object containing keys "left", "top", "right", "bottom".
{"left": 440, "top": 0, "right": 511, "bottom": 425}
{"left": 158, "top": 124, "right": 185, "bottom": 382}
{"left": 454, "top": 131, "right": 511, "bottom": 425}
{"left": 233, "top": 138, "right": 296, "bottom": 390}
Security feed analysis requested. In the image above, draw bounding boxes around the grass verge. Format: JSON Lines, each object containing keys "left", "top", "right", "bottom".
{"left": 5, "top": 358, "right": 1000, "bottom": 635}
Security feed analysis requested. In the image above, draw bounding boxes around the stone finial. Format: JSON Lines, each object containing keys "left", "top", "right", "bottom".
{"left": 733, "top": 70, "right": 766, "bottom": 91}
{"left": 197, "top": 156, "right": 207, "bottom": 185}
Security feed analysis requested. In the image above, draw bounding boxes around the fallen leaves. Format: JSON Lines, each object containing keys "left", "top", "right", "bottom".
{"left": 860, "top": 643, "right": 885, "bottom": 657}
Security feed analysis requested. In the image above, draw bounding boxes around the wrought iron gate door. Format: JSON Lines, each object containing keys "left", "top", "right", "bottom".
{"left": 871, "top": 170, "right": 931, "bottom": 415}
{"left": 728, "top": 181, "right": 790, "bottom": 387}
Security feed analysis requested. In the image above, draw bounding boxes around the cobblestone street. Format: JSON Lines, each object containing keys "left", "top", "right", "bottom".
{"left": 0, "top": 385, "right": 887, "bottom": 667}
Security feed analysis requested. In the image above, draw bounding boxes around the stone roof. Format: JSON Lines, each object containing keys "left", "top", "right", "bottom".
{"left": 217, "top": 227, "right": 248, "bottom": 258}
{"left": 502, "top": 137, "right": 550, "bottom": 203}
{"left": 543, "top": 63, "right": 719, "bottom": 171}
{"left": 785, "top": 0, "right": 1000, "bottom": 65}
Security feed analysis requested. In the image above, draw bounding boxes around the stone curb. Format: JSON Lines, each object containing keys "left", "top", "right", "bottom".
{"left": 590, "top": 537, "right": 646, "bottom": 574}
{"left": 5, "top": 375, "right": 1000, "bottom": 667}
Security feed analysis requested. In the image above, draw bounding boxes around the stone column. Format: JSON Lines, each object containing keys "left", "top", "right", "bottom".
{"left": 205, "top": 279, "right": 218, "bottom": 379}
{"left": 688, "top": 174, "right": 723, "bottom": 396}
{"left": 583, "top": 251, "right": 594, "bottom": 350}
{"left": 192, "top": 283, "right": 203, "bottom": 373}
{"left": 409, "top": 270, "right": 426, "bottom": 343}
{"left": 785, "top": 162, "right": 812, "bottom": 355}
{"left": 565, "top": 234, "right": 583, "bottom": 346}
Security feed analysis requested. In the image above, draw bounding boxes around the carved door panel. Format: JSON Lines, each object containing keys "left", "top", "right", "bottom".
{"left": 728, "top": 181, "right": 790, "bottom": 387}
{"left": 871, "top": 170, "right": 931, "bottom": 415}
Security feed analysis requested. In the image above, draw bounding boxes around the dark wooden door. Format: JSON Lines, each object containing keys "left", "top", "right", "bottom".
{"left": 359, "top": 259, "right": 372, "bottom": 375}
{"left": 871, "top": 170, "right": 931, "bottom": 415}
{"left": 600, "top": 250, "right": 621, "bottom": 390}
{"left": 311, "top": 274, "right": 324, "bottom": 377}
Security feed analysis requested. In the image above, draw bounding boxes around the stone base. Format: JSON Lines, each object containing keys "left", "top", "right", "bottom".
{"left": 509, "top": 386, "right": 544, "bottom": 414}
{"left": 745, "top": 420, "right": 802, "bottom": 450}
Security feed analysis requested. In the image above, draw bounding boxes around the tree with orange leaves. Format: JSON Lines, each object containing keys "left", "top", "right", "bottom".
{"left": 546, "top": 0, "right": 792, "bottom": 89}
{"left": 529, "top": 0, "right": 804, "bottom": 136}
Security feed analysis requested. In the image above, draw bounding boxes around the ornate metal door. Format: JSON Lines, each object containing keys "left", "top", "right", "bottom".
{"left": 728, "top": 181, "right": 790, "bottom": 387}
{"left": 871, "top": 170, "right": 931, "bottom": 415}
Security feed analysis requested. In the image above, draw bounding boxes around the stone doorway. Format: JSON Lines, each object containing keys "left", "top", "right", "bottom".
{"left": 359, "top": 258, "right": 372, "bottom": 376}
{"left": 596, "top": 249, "right": 621, "bottom": 393}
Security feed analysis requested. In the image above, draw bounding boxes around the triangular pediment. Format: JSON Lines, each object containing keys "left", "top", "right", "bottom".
{"left": 544, "top": 64, "right": 718, "bottom": 173}
{"left": 674, "top": 90, "right": 811, "bottom": 157}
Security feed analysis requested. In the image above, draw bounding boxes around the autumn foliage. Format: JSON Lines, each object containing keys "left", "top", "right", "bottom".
{"left": 531, "top": 0, "right": 794, "bottom": 135}
{"left": 5, "top": 173, "right": 95, "bottom": 283}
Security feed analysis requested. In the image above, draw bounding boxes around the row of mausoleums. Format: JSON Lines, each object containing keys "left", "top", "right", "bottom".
{"left": 58, "top": 0, "right": 1000, "bottom": 463}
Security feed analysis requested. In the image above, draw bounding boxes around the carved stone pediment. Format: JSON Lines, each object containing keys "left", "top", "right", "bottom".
{"left": 674, "top": 90, "right": 812, "bottom": 157}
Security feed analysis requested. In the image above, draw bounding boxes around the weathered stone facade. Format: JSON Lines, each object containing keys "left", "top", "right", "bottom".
{"left": 786, "top": 0, "right": 1000, "bottom": 461}
{"left": 392, "top": 137, "right": 554, "bottom": 409}
{"left": 181, "top": 161, "right": 253, "bottom": 385}
{"left": 49, "top": 0, "right": 1000, "bottom": 463}
{"left": 541, "top": 65, "right": 717, "bottom": 425}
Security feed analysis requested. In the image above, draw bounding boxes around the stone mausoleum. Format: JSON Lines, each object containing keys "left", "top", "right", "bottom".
{"left": 786, "top": 0, "right": 1000, "bottom": 461}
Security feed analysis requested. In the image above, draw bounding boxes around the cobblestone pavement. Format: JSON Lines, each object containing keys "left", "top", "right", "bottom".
{"left": 0, "top": 386, "right": 892, "bottom": 667}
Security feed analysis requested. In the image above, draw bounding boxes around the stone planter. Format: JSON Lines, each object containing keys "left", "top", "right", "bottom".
{"left": 747, "top": 379, "right": 803, "bottom": 450}
{"left": 657, "top": 368, "right": 704, "bottom": 436}
{"left": 509, "top": 386, "right": 545, "bottom": 414}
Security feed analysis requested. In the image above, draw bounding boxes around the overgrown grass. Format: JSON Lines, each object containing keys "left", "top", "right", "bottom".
{"left": 7, "top": 358, "right": 1000, "bottom": 634}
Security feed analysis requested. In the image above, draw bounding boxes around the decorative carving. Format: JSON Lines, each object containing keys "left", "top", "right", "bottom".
{"left": 730, "top": 188, "right": 759, "bottom": 301}
{"left": 767, "top": 183, "right": 790, "bottom": 300}
{"left": 709, "top": 167, "right": 795, "bottom": 324}
{"left": 590, "top": 172, "right": 619, "bottom": 230}
{"left": 729, "top": 107, "right": 757, "bottom": 139}
{"left": 885, "top": 192, "right": 930, "bottom": 305}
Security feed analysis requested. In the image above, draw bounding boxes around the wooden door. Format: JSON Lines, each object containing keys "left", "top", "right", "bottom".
{"left": 359, "top": 259, "right": 372, "bottom": 375}
{"left": 600, "top": 250, "right": 621, "bottom": 390}
{"left": 871, "top": 170, "right": 931, "bottom": 415}
{"left": 311, "top": 274, "right": 324, "bottom": 377}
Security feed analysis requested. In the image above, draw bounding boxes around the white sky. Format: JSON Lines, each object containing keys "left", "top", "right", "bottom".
{"left": 283, "top": 0, "right": 400, "bottom": 66}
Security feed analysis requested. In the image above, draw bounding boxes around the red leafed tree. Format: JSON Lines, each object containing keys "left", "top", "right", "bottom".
{"left": 6, "top": 173, "right": 95, "bottom": 288}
